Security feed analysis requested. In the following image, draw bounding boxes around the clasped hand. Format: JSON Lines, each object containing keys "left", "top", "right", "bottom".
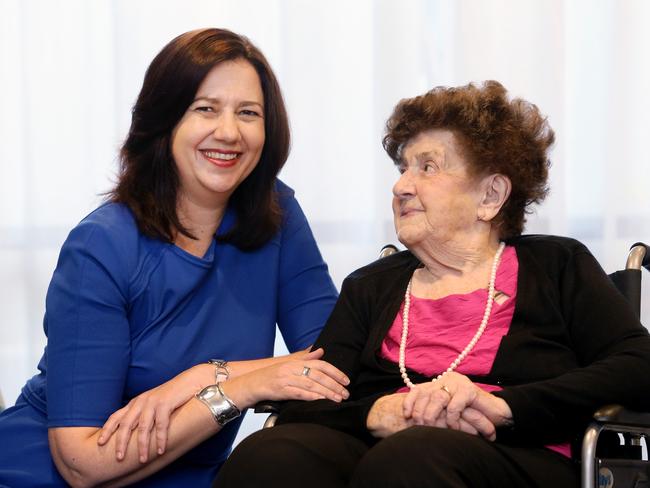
{"left": 367, "top": 372, "right": 512, "bottom": 441}
{"left": 97, "top": 347, "right": 349, "bottom": 463}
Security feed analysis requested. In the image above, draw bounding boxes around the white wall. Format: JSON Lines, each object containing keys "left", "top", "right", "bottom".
{"left": 1, "top": 0, "right": 649, "bottom": 443}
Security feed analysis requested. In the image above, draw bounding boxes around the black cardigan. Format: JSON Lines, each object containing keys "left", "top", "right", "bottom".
{"left": 276, "top": 235, "right": 650, "bottom": 447}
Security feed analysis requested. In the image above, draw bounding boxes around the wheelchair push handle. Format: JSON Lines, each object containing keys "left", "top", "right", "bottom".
{"left": 627, "top": 242, "right": 649, "bottom": 271}
{"left": 379, "top": 244, "right": 399, "bottom": 259}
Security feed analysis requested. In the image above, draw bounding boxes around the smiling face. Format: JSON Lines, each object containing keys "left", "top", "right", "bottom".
{"left": 392, "top": 129, "right": 488, "bottom": 249}
{"left": 171, "top": 59, "right": 265, "bottom": 209}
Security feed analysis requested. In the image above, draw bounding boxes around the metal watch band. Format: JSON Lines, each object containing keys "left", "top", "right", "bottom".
{"left": 195, "top": 383, "right": 241, "bottom": 426}
{"left": 208, "top": 359, "right": 230, "bottom": 383}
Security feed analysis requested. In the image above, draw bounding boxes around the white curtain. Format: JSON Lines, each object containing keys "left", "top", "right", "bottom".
{"left": 1, "top": 0, "right": 648, "bottom": 443}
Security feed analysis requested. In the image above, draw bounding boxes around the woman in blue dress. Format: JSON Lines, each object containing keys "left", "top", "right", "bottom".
{"left": 0, "top": 28, "right": 349, "bottom": 487}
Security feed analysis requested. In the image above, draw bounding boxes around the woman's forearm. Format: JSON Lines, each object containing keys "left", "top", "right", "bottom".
{"left": 226, "top": 347, "right": 314, "bottom": 379}
{"left": 51, "top": 350, "right": 348, "bottom": 487}
{"left": 49, "top": 398, "right": 219, "bottom": 488}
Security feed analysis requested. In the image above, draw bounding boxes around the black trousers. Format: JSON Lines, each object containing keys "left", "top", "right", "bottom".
{"left": 214, "top": 423, "right": 579, "bottom": 487}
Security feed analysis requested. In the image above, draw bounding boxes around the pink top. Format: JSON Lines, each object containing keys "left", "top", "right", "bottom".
{"left": 380, "top": 246, "right": 570, "bottom": 458}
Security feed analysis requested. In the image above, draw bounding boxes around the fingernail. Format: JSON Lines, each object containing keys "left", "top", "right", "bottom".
{"left": 158, "top": 447, "right": 164, "bottom": 455}
{"left": 117, "top": 451, "right": 123, "bottom": 460}
{"left": 344, "top": 377, "right": 350, "bottom": 385}
{"left": 140, "top": 455, "right": 147, "bottom": 463}
{"left": 334, "top": 394, "right": 342, "bottom": 402}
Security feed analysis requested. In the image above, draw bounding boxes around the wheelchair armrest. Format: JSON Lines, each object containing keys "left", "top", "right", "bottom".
{"left": 253, "top": 401, "right": 281, "bottom": 415}
{"left": 254, "top": 401, "right": 281, "bottom": 428}
{"left": 593, "top": 404, "right": 650, "bottom": 427}
{"left": 582, "top": 405, "right": 650, "bottom": 488}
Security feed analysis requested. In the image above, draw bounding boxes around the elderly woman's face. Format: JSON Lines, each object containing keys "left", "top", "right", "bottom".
{"left": 392, "top": 129, "right": 486, "bottom": 248}
{"left": 171, "top": 59, "right": 265, "bottom": 208}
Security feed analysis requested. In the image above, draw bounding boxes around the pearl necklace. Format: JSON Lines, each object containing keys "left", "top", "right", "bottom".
{"left": 398, "top": 242, "right": 506, "bottom": 389}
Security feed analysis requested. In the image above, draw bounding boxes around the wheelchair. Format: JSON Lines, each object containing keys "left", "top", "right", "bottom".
{"left": 581, "top": 242, "right": 650, "bottom": 488}
{"left": 256, "top": 241, "right": 650, "bottom": 487}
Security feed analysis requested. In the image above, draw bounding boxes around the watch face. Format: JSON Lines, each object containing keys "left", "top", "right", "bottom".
{"left": 209, "top": 359, "right": 230, "bottom": 382}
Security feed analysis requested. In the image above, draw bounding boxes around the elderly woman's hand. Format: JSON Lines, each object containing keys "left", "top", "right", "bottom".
{"left": 401, "top": 372, "right": 503, "bottom": 441}
{"left": 403, "top": 372, "right": 475, "bottom": 427}
{"left": 366, "top": 393, "right": 415, "bottom": 438}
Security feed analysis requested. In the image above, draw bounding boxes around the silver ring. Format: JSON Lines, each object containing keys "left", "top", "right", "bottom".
{"left": 440, "top": 385, "right": 451, "bottom": 396}
{"left": 301, "top": 366, "right": 311, "bottom": 377}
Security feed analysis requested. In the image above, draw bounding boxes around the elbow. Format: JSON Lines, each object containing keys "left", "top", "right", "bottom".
{"left": 48, "top": 429, "right": 103, "bottom": 488}
{"left": 59, "top": 470, "right": 96, "bottom": 488}
{"left": 52, "top": 457, "right": 98, "bottom": 488}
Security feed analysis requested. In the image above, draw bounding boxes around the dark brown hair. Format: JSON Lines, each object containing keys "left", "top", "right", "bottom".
{"left": 383, "top": 80, "right": 554, "bottom": 238}
{"left": 110, "top": 28, "right": 290, "bottom": 250}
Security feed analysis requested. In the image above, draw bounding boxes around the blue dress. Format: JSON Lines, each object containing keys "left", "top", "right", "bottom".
{"left": 0, "top": 181, "right": 338, "bottom": 487}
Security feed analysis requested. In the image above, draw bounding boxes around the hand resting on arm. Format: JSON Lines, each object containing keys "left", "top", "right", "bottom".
{"left": 49, "top": 347, "right": 349, "bottom": 488}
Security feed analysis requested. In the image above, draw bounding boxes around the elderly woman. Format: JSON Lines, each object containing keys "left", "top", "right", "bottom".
{"left": 0, "top": 28, "right": 350, "bottom": 487}
{"left": 216, "top": 81, "right": 650, "bottom": 488}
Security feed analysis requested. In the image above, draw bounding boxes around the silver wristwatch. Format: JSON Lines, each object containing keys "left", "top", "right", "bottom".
{"left": 196, "top": 383, "right": 241, "bottom": 426}
{"left": 208, "top": 359, "right": 230, "bottom": 383}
